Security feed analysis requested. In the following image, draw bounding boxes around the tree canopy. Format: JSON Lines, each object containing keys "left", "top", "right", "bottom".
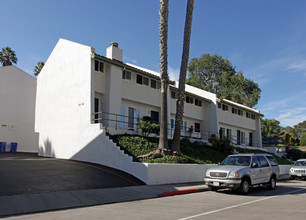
{"left": 261, "top": 119, "right": 283, "bottom": 138}
{"left": 33, "top": 61, "right": 45, "bottom": 76}
{"left": 285, "top": 120, "right": 306, "bottom": 146}
{"left": 0, "top": 47, "right": 18, "bottom": 66}
{"left": 186, "top": 54, "right": 261, "bottom": 107}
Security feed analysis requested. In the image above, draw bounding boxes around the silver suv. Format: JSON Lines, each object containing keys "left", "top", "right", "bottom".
{"left": 204, "top": 153, "right": 280, "bottom": 194}
{"left": 289, "top": 159, "right": 306, "bottom": 180}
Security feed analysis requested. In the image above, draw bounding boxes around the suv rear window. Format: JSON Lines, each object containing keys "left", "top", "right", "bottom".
{"left": 266, "top": 155, "right": 278, "bottom": 166}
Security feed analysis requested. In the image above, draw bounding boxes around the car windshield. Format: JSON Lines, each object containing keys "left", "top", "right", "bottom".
{"left": 294, "top": 161, "right": 306, "bottom": 166}
{"left": 221, "top": 156, "right": 251, "bottom": 166}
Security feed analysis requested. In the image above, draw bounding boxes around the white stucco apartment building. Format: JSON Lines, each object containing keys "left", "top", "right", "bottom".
{"left": 35, "top": 38, "right": 263, "bottom": 165}
{"left": 0, "top": 65, "right": 38, "bottom": 152}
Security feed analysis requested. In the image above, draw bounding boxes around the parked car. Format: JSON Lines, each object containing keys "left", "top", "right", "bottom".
{"left": 289, "top": 159, "right": 306, "bottom": 180}
{"left": 204, "top": 153, "right": 280, "bottom": 194}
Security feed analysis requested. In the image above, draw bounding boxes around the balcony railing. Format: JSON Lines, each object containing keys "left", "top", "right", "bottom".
{"left": 92, "top": 111, "right": 257, "bottom": 147}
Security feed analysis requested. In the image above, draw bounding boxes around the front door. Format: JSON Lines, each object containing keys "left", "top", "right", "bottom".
{"left": 128, "top": 107, "right": 134, "bottom": 129}
{"left": 94, "top": 98, "right": 99, "bottom": 123}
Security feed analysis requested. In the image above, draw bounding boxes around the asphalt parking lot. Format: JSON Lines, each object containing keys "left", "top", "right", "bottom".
{"left": 0, "top": 152, "right": 144, "bottom": 197}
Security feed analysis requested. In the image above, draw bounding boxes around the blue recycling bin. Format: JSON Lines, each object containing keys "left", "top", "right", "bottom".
{"left": 10, "top": 142, "right": 18, "bottom": 152}
{"left": 0, "top": 142, "right": 7, "bottom": 152}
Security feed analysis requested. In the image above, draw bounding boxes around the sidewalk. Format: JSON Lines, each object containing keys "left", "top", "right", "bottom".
{"left": 0, "top": 182, "right": 208, "bottom": 217}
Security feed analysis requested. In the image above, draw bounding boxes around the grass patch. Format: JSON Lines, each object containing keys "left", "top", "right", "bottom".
{"left": 110, "top": 134, "right": 291, "bottom": 164}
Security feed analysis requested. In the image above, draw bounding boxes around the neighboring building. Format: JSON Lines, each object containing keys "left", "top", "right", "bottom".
{"left": 35, "top": 38, "right": 264, "bottom": 162}
{"left": 217, "top": 99, "right": 263, "bottom": 148}
{"left": 0, "top": 65, "right": 38, "bottom": 152}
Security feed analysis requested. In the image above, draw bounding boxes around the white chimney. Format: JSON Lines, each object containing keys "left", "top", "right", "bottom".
{"left": 106, "top": 42, "right": 123, "bottom": 62}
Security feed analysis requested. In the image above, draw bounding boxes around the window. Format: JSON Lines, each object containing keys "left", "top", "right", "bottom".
{"left": 143, "top": 77, "right": 149, "bottom": 86}
{"left": 251, "top": 114, "right": 256, "bottom": 120}
{"left": 251, "top": 156, "right": 259, "bottom": 166}
{"left": 194, "top": 123, "right": 200, "bottom": 132}
{"left": 266, "top": 156, "right": 278, "bottom": 166}
{"left": 232, "top": 107, "right": 237, "bottom": 114}
{"left": 238, "top": 109, "right": 243, "bottom": 116}
{"left": 122, "top": 70, "right": 131, "bottom": 80}
{"left": 95, "top": 60, "right": 99, "bottom": 71}
{"left": 151, "top": 111, "right": 159, "bottom": 124}
{"left": 222, "top": 104, "right": 228, "bottom": 111}
{"left": 195, "top": 99, "right": 202, "bottom": 107}
{"left": 181, "top": 121, "right": 187, "bottom": 132}
{"left": 218, "top": 102, "right": 221, "bottom": 109}
{"left": 241, "top": 131, "right": 245, "bottom": 144}
{"left": 227, "top": 129, "right": 232, "bottom": 139}
{"left": 171, "top": 91, "right": 176, "bottom": 99}
{"left": 128, "top": 107, "right": 135, "bottom": 128}
{"left": 246, "top": 112, "right": 251, "bottom": 118}
{"left": 136, "top": 74, "right": 143, "bottom": 84}
{"left": 220, "top": 127, "right": 226, "bottom": 139}
{"left": 171, "top": 119, "right": 175, "bottom": 128}
{"left": 237, "top": 130, "right": 241, "bottom": 145}
{"left": 99, "top": 62, "right": 104, "bottom": 72}
{"left": 156, "top": 81, "right": 161, "bottom": 89}
{"left": 186, "top": 96, "right": 193, "bottom": 104}
{"left": 258, "top": 156, "right": 269, "bottom": 167}
{"left": 249, "top": 132, "right": 253, "bottom": 146}
{"left": 151, "top": 79, "right": 156, "bottom": 88}
{"left": 94, "top": 60, "right": 104, "bottom": 72}
{"left": 120, "top": 106, "right": 126, "bottom": 128}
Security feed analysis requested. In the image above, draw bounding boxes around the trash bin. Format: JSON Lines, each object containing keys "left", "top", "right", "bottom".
{"left": 10, "top": 142, "right": 18, "bottom": 152}
{"left": 0, "top": 142, "right": 7, "bottom": 152}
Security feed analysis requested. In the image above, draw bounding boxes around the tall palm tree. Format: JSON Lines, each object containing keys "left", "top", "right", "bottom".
{"left": 33, "top": 61, "right": 45, "bottom": 76}
{"left": 171, "top": 0, "right": 194, "bottom": 154}
{"left": 157, "top": 0, "right": 169, "bottom": 155}
{"left": 0, "top": 47, "right": 18, "bottom": 66}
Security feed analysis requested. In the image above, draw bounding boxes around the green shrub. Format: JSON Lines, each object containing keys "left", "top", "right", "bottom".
{"left": 137, "top": 120, "right": 160, "bottom": 137}
{"left": 287, "top": 148, "right": 304, "bottom": 161}
{"left": 208, "top": 136, "right": 234, "bottom": 155}
{"left": 117, "top": 136, "right": 158, "bottom": 161}
{"left": 142, "top": 155, "right": 190, "bottom": 163}
{"left": 180, "top": 140, "right": 227, "bottom": 164}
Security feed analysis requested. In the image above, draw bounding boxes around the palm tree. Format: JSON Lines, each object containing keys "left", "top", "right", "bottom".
{"left": 171, "top": 0, "right": 194, "bottom": 154}
{"left": 33, "top": 61, "right": 45, "bottom": 76}
{"left": 157, "top": 0, "right": 169, "bottom": 155}
{"left": 0, "top": 47, "right": 18, "bottom": 66}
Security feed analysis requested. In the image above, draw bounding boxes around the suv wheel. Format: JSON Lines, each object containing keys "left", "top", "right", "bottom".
{"left": 207, "top": 185, "right": 218, "bottom": 191}
{"left": 267, "top": 175, "right": 276, "bottom": 190}
{"left": 239, "top": 178, "right": 250, "bottom": 194}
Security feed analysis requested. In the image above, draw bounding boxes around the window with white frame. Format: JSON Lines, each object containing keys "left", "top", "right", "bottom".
{"left": 171, "top": 91, "right": 176, "bottom": 99}
{"left": 222, "top": 104, "right": 228, "bottom": 111}
{"left": 195, "top": 99, "right": 202, "bottom": 107}
{"left": 95, "top": 60, "right": 104, "bottom": 72}
{"left": 122, "top": 70, "right": 131, "bottom": 80}
{"left": 238, "top": 109, "right": 243, "bottom": 116}
{"left": 232, "top": 107, "right": 237, "bottom": 114}
{"left": 186, "top": 96, "right": 194, "bottom": 104}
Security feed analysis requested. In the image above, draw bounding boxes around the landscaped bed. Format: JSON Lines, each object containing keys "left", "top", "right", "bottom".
{"left": 110, "top": 134, "right": 292, "bottom": 165}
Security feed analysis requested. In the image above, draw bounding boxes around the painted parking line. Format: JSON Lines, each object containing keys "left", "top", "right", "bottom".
{"left": 177, "top": 188, "right": 306, "bottom": 220}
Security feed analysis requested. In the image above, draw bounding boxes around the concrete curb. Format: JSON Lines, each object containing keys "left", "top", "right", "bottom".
{"left": 157, "top": 189, "right": 197, "bottom": 197}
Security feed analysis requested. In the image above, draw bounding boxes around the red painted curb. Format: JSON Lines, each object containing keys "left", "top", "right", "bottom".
{"left": 157, "top": 189, "right": 197, "bottom": 197}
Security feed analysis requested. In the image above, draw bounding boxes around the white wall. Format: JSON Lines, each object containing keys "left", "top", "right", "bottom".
{"left": 0, "top": 66, "right": 38, "bottom": 152}
{"left": 122, "top": 72, "right": 161, "bottom": 107}
{"left": 145, "top": 163, "right": 216, "bottom": 185}
{"left": 35, "top": 38, "right": 97, "bottom": 158}
{"left": 218, "top": 108, "right": 257, "bottom": 131}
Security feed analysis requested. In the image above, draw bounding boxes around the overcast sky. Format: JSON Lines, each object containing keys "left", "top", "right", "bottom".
{"left": 1, "top": 0, "right": 306, "bottom": 127}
